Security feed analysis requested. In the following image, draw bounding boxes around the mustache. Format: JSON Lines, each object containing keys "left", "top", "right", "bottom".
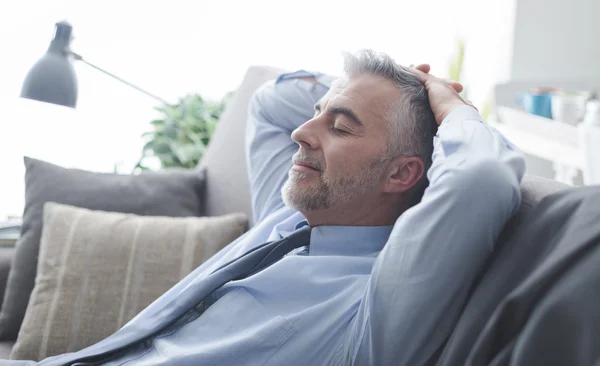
{"left": 292, "top": 154, "right": 324, "bottom": 171}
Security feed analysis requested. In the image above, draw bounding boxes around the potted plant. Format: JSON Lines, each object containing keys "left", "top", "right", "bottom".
{"left": 134, "top": 92, "right": 232, "bottom": 171}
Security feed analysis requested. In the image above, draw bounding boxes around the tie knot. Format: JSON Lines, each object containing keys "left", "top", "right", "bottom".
{"left": 286, "top": 225, "right": 312, "bottom": 246}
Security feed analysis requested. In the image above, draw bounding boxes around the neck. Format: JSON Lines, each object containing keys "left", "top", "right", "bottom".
{"left": 301, "top": 194, "right": 406, "bottom": 227}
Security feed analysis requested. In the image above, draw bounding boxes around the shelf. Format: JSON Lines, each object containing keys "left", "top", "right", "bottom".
{"left": 496, "top": 106, "right": 579, "bottom": 147}
{"left": 492, "top": 107, "right": 584, "bottom": 170}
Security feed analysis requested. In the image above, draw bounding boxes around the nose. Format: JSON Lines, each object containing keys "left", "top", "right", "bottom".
{"left": 291, "top": 118, "right": 321, "bottom": 150}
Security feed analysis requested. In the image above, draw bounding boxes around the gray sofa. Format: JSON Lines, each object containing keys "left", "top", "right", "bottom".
{"left": 0, "top": 66, "right": 570, "bottom": 359}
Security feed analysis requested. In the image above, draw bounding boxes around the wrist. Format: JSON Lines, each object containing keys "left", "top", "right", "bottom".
{"left": 439, "top": 104, "right": 482, "bottom": 126}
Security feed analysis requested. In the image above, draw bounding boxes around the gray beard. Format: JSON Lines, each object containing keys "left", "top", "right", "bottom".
{"left": 281, "top": 158, "right": 388, "bottom": 212}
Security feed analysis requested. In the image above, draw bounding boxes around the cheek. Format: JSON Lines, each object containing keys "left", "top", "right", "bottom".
{"left": 323, "top": 140, "right": 372, "bottom": 176}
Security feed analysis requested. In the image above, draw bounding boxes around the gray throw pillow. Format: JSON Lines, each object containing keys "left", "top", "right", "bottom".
{"left": 0, "top": 157, "right": 206, "bottom": 340}
{"left": 11, "top": 203, "right": 247, "bottom": 361}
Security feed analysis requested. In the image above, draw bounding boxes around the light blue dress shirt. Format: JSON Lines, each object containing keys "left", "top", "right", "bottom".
{"left": 7, "top": 71, "right": 525, "bottom": 366}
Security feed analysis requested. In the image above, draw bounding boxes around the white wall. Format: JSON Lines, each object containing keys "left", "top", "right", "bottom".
{"left": 459, "top": 0, "right": 518, "bottom": 110}
{"left": 508, "top": 0, "right": 600, "bottom": 182}
{"left": 511, "top": 0, "right": 600, "bottom": 80}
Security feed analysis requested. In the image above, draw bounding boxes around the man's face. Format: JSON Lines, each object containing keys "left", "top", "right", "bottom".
{"left": 282, "top": 74, "right": 402, "bottom": 212}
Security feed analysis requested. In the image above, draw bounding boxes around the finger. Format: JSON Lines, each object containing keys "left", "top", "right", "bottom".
{"left": 410, "top": 67, "right": 436, "bottom": 84}
{"left": 413, "top": 64, "right": 431, "bottom": 73}
{"left": 411, "top": 66, "right": 459, "bottom": 92}
{"left": 446, "top": 80, "right": 463, "bottom": 93}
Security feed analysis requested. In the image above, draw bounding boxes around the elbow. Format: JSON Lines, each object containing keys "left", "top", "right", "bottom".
{"left": 452, "top": 158, "right": 524, "bottom": 216}
{"left": 249, "top": 76, "right": 323, "bottom": 131}
{"left": 249, "top": 80, "right": 277, "bottom": 120}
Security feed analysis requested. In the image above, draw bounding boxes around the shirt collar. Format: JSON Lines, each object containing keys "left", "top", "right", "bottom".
{"left": 308, "top": 224, "right": 393, "bottom": 257}
{"left": 276, "top": 217, "right": 393, "bottom": 257}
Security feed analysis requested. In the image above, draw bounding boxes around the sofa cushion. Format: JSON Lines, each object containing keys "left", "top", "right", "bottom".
{"left": 436, "top": 179, "right": 585, "bottom": 365}
{"left": 0, "top": 247, "right": 15, "bottom": 309}
{"left": 11, "top": 203, "right": 247, "bottom": 361}
{"left": 519, "top": 174, "right": 570, "bottom": 210}
{"left": 0, "top": 157, "right": 207, "bottom": 341}
{"left": 499, "top": 175, "right": 571, "bottom": 249}
{"left": 0, "top": 342, "right": 14, "bottom": 360}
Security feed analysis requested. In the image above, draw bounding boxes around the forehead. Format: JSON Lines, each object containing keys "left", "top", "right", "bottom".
{"left": 320, "top": 74, "right": 402, "bottom": 125}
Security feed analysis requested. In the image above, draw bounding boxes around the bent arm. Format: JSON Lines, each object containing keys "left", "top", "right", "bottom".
{"left": 347, "top": 106, "right": 526, "bottom": 365}
{"left": 246, "top": 72, "right": 332, "bottom": 224}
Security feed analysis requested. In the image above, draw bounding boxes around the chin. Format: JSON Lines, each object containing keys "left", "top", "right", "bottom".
{"left": 289, "top": 170, "right": 317, "bottom": 180}
{"left": 284, "top": 184, "right": 307, "bottom": 200}
{"left": 282, "top": 183, "right": 331, "bottom": 212}
{"left": 282, "top": 184, "right": 306, "bottom": 207}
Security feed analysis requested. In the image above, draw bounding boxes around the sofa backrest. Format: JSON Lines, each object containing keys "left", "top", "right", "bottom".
{"left": 505, "top": 175, "right": 570, "bottom": 244}
{"left": 200, "top": 66, "right": 571, "bottom": 225}
{"left": 199, "top": 66, "right": 285, "bottom": 221}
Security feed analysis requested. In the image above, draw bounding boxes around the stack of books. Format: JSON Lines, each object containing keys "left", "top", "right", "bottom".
{"left": 0, "top": 218, "right": 21, "bottom": 247}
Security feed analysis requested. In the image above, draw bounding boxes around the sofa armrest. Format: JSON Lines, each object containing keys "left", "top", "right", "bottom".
{"left": 0, "top": 247, "right": 15, "bottom": 307}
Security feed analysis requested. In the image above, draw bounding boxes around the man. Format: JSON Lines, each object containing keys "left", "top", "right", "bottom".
{"left": 6, "top": 50, "right": 524, "bottom": 365}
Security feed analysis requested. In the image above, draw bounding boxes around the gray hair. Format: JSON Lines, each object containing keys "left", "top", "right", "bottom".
{"left": 343, "top": 49, "right": 438, "bottom": 206}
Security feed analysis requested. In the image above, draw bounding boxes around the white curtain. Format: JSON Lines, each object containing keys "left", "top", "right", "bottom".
{"left": 0, "top": 0, "right": 516, "bottom": 219}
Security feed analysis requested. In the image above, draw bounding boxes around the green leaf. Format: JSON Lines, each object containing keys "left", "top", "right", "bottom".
{"left": 163, "top": 123, "right": 178, "bottom": 139}
{"left": 142, "top": 140, "right": 155, "bottom": 152}
{"left": 139, "top": 92, "right": 229, "bottom": 170}
{"left": 141, "top": 132, "right": 155, "bottom": 139}
{"left": 149, "top": 138, "right": 173, "bottom": 155}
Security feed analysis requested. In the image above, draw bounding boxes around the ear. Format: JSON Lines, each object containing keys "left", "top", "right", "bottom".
{"left": 382, "top": 156, "right": 425, "bottom": 194}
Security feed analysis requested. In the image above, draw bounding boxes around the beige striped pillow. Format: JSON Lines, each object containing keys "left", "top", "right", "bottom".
{"left": 11, "top": 202, "right": 247, "bottom": 361}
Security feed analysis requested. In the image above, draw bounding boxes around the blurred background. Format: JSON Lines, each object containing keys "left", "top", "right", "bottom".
{"left": 1, "top": 0, "right": 598, "bottom": 220}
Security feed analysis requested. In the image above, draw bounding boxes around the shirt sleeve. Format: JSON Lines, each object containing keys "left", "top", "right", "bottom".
{"left": 245, "top": 71, "right": 331, "bottom": 224}
{"left": 345, "top": 106, "right": 526, "bottom": 365}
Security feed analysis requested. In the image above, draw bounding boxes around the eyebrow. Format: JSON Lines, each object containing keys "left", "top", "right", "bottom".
{"left": 314, "top": 103, "right": 365, "bottom": 127}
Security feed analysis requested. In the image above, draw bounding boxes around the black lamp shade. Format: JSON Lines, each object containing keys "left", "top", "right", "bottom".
{"left": 20, "top": 21, "right": 78, "bottom": 108}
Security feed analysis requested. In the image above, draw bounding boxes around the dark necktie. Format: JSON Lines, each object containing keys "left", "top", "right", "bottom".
{"left": 208, "top": 224, "right": 312, "bottom": 288}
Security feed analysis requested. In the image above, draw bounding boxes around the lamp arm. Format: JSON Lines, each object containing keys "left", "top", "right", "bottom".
{"left": 70, "top": 51, "right": 169, "bottom": 105}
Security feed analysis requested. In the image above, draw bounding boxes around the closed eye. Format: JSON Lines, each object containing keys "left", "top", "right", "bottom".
{"left": 330, "top": 126, "right": 349, "bottom": 135}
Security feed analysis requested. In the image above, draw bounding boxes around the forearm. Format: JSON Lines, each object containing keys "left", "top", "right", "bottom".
{"left": 347, "top": 107, "right": 525, "bottom": 365}
{"left": 431, "top": 106, "right": 525, "bottom": 179}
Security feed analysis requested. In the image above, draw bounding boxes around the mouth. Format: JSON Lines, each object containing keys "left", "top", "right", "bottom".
{"left": 292, "top": 160, "right": 320, "bottom": 173}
